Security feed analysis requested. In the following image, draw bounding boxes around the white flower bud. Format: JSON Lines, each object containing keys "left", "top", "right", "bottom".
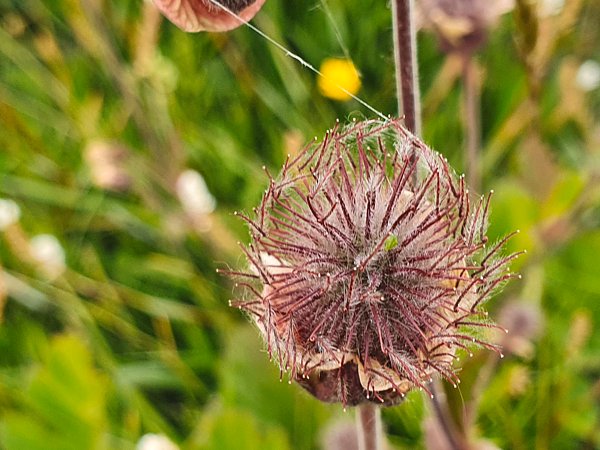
{"left": 0, "top": 199, "right": 21, "bottom": 231}
{"left": 576, "top": 60, "right": 600, "bottom": 92}
{"left": 136, "top": 434, "right": 179, "bottom": 450}
{"left": 541, "top": 0, "right": 564, "bottom": 16}
{"left": 30, "top": 234, "right": 66, "bottom": 279}
{"left": 176, "top": 169, "right": 216, "bottom": 218}
{"left": 84, "top": 141, "right": 131, "bottom": 192}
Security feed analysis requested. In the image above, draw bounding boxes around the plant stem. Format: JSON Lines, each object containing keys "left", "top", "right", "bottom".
{"left": 353, "top": 2, "right": 419, "bottom": 448}
{"left": 462, "top": 55, "right": 481, "bottom": 192}
{"left": 356, "top": 403, "right": 382, "bottom": 450}
{"left": 391, "top": 0, "right": 421, "bottom": 135}
{"left": 463, "top": 353, "right": 500, "bottom": 436}
{"left": 391, "top": 2, "right": 468, "bottom": 449}
{"left": 430, "top": 381, "right": 464, "bottom": 450}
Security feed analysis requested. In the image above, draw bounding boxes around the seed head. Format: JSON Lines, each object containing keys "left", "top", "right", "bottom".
{"left": 153, "top": 0, "right": 266, "bottom": 32}
{"left": 418, "top": 0, "right": 513, "bottom": 54}
{"left": 228, "top": 120, "right": 517, "bottom": 406}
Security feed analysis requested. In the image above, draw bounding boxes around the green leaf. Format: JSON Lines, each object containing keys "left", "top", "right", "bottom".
{"left": 384, "top": 234, "right": 399, "bottom": 251}
{"left": 0, "top": 335, "right": 109, "bottom": 450}
{"left": 188, "top": 403, "right": 291, "bottom": 450}
{"left": 218, "top": 326, "right": 336, "bottom": 450}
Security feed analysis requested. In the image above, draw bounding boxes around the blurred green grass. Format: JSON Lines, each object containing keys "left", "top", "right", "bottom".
{"left": 0, "top": 0, "right": 599, "bottom": 448}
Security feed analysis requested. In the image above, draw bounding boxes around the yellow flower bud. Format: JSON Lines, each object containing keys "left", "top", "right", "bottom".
{"left": 318, "top": 58, "right": 361, "bottom": 101}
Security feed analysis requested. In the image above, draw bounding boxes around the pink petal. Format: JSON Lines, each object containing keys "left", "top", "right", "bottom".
{"left": 153, "top": 0, "right": 266, "bottom": 32}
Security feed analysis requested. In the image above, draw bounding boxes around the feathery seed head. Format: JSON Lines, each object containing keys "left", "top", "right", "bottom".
{"left": 229, "top": 120, "right": 517, "bottom": 406}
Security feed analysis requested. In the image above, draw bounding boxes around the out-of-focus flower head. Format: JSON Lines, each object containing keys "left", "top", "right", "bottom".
{"left": 153, "top": 0, "right": 266, "bottom": 32}
{"left": 175, "top": 169, "right": 217, "bottom": 232}
{"left": 498, "top": 301, "right": 543, "bottom": 358}
{"left": 418, "top": 0, "right": 513, "bottom": 54}
{"left": 84, "top": 141, "right": 131, "bottom": 192}
{"left": 30, "top": 234, "right": 66, "bottom": 279}
{"left": 540, "top": 0, "right": 564, "bottom": 16}
{"left": 0, "top": 199, "right": 21, "bottom": 231}
{"left": 318, "top": 58, "right": 362, "bottom": 102}
{"left": 576, "top": 60, "right": 600, "bottom": 92}
{"left": 227, "top": 120, "right": 518, "bottom": 406}
{"left": 176, "top": 169, "right": 216, "bottom": 217}
{"left": 136, "top": 433, "right": 179, "bottom": 450}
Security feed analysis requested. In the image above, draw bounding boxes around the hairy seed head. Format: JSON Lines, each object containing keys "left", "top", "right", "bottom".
{"left": 227, "top": 120, "right": 518, "bottom": 406}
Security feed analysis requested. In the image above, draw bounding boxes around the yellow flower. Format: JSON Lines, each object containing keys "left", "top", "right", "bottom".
{"left": 318, "top": 58, "right": 361, "bottom": 101}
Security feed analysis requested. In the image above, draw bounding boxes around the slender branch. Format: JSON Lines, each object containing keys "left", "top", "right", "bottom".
{"left": 391, "top": 0, "right": 421, "bottom": 135}
{"left": 134, "top": 1, "right": 163, "bottom": 72}
{"left": 462, "top": 55, "right": 481, "bottom": 192}
{"left": 430, "top": 381, "right": 464, "bottom": 450}
{"left": 356, "top": 403, "right": 382, "bottom": 450}
{"left": 463, "top": 353, "right": 499, "bottom": 434}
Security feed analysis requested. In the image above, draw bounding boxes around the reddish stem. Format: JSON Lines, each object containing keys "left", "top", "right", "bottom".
{"left": 356, "top": 403, "right": 382, "bottom": 450}
{"left": 391, "top": 0, "right": 421, "bottom": 135}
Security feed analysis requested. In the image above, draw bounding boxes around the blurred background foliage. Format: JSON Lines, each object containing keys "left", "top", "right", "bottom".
{"left": 0, "top": 0, "right": 599, "bottom": 448}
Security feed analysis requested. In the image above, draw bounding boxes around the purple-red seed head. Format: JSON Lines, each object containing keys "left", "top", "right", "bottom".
{"left": 227, "top": 120, "right": 517, "bottom": 406}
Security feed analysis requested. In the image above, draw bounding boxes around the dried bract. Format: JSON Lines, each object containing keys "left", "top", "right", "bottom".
{"left": 227, "top": 120, "right": 517, "bottom": 406}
